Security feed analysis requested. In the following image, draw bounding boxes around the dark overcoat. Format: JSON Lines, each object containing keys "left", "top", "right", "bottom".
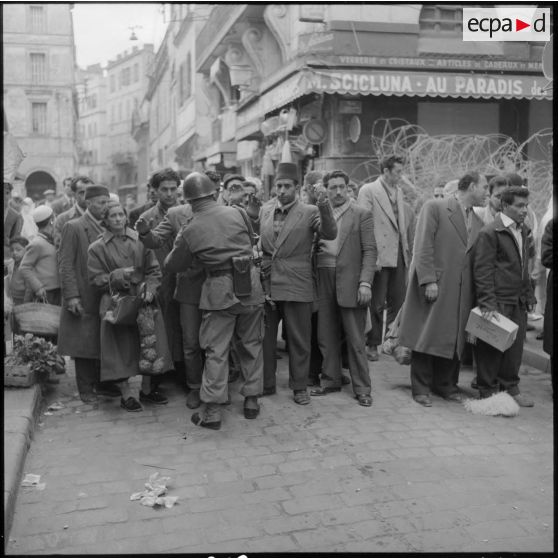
{"left": 57, "top": 213, "right": 104, "bottom": 359}
{"left": 399, "top": 197, "right": 484, "bottom": 360}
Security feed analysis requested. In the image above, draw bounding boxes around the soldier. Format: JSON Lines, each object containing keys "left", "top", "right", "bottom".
{"left": 165, "top": 172, "right": 265, "bottom": 430}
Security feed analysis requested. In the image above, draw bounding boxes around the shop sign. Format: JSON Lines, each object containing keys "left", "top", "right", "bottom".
{"left": 305, "top": 69, "right": 551, "bottom": 99}
{"left": 299, "top": 32, "right": 334, "bottom": 53}
{"left": 339, "top": 100, "right": 362, "bottom": 114}
{"left": 324, "top": 54, "right": 543, "bottom": 73}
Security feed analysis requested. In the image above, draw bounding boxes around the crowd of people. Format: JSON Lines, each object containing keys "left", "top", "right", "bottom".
{"left": 3, "top": 157, "right": 554, "bottom": 429}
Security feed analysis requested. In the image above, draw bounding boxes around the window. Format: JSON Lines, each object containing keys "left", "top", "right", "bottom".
{"left": 110, "top": 75, "right": 115, "bottom": 93}
{"left": 121, "top": 67, "right": 131, "bottom": 87}
{"left": 29, "top": 5, "right": 46, "bottom": 33}
{"left": 179, "top": 53, "right": 192, "bottom": 105}
{"left": 30, "top": 53, "right": 46, "bottom": 84}
{"left": 31, "top": 102, "right": 47, "bottom": 134}
{"left": 133, "top": 63, "right": 139, "bottom": 82}
{"left": 419, "top": 5, "right": 464, "bottom": 34}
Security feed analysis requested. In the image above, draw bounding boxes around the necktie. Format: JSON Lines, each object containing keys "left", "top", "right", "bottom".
{"left": 465, "top": 207, "right": 472, "bottom": 240}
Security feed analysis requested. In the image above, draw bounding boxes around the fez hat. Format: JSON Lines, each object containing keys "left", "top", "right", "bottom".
{"left": 275, "top": 162, "right": 298, "bottom": 183}
{"left": 85, "top": 185, "right": 110, "bottom": 200}
{"left": 32, "top": 205, "right": 54, "bottom": 226}
{"left": 222, "top": 174, "right": 245, "bottom": 189}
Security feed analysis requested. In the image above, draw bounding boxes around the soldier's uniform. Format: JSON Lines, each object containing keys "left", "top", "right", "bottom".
{"left": 165, "top": 173, "right": 264, "bottom": 429}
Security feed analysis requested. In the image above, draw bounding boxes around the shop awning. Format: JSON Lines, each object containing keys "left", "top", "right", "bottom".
{"left": 237, "top": 68, "right": 551, "bottom": 126}
{"left": 303, "top": 68, "right": 551, "bottom": 101}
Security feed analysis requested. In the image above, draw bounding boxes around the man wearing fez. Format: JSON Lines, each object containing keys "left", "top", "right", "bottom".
{"left": 472, "top": 186, "right": 536, "bottom": 407}
{"left": 259, "top": 162, "right": 337, "bottom": 405}
{"left": 58, "top": 184, "right": 121, "bottom": 403}
{"left": 399, "top": 171, "right": 487, "bottom": 407}
{"left": 135, "top": 168, "right": 184, "bottom": 372}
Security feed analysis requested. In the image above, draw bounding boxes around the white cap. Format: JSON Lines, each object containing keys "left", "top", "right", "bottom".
{"left": 32, "top": 205, "right": 54, "bottom": 224}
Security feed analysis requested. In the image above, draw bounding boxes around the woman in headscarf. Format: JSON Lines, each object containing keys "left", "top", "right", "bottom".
{"left": 87, "top": 200, "right": 172, "bottom": 412}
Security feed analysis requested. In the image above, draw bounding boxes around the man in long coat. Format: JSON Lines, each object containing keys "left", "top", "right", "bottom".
{"left": 4, "top": 182, "right": 23, "bottom": 258}
{"left": 136, "top": 168, "right": 183, "bottom": 369}
{"left": 53, "top": 176, "right": 93, "bottom": 248}
{"left": 399, "top": 171, "right": 487, "bottom": 407}
{"left": 259, "top": 162, "right": 337, "bottom": 405}
{"left": 58, "top": 185, "right": 120, "bottom": 403}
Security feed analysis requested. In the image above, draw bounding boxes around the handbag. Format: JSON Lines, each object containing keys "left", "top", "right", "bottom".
{"left": 103, "top": 277, "right": 145, "bottom": 326}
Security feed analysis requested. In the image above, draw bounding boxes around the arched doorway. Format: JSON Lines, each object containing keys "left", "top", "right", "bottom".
{"left": 25, "top": 171, "right": 56, "bottom": 202}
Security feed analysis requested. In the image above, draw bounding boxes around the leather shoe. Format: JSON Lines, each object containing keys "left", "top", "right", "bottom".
{"left": 310, "top": 386, "right": 341, "bottom": 396}
{"left": 120, "top": 397, "right": 142, "bottom": 412}
{"left": 444, "top": 392, "right": 464, "bottom": 403}
{"left": 413, "top": 394, "right": 432, "bottom": 407}
{"left": 243, "top": 396, "right": 260, "bottom": 419}
{"left": 139, "top": 390, "right": 168, "bottom": 405}
{"left": 356, "top": 394, "right": 373, "bottom": 407}
{"left": 293, "top": 389, "right": 311, "bottom": 405}
{"left": 80, "top": 393, "right": 98, "bottom": 404}
{"left": 191, "top": 412, "right": 221, "bottom": 430}
{"left": 185, "top": 389, "right": 201, "bottom": 409}
{"left": 307, "top": 378, "right": 321, "bottom": 387}
{"left": 366, "top": 346, "right": 379, "bottom": 361}
{"left": 262, "top": 386, "right": 276, "bottom": 396}
{"left": 512, "top": 393, "right": 534, "bottom": 407}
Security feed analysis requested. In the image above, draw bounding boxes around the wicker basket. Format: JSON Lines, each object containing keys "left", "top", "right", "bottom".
{"left": 13, "top": 302, "right": 60, "bottom": 336}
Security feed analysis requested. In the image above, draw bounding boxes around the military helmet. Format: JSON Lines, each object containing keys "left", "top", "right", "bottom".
{"left": 182, "top": 172, "right": 217, "bottom": 201}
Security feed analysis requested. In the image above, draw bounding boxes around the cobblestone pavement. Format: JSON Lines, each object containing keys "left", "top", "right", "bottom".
{"left": 6, "top": 349, "right": 553, "bottom": 554}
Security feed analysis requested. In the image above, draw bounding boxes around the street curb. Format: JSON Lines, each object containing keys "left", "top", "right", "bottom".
{"left": 3, "top": 384, "right": 43, "bottom": 548}
{"left": 522, "top": 345, "right": 550, "bottom": 373}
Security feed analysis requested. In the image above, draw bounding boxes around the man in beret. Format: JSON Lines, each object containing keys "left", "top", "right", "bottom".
{"left": 58, "top": 184, "right": 120, "bottom": 403}
{"left": 53, "top": 175, "right": 94, "bottom": 249}
{"left": 19, "top": 205, "right": 60, "bottom": 306}
{"left": 259, "top": 162, "right": 337, "bottom": 405}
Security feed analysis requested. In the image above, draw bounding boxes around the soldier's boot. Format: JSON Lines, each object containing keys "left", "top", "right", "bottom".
{"left": 191, "top": 402, "right": 222, "bottom": 430}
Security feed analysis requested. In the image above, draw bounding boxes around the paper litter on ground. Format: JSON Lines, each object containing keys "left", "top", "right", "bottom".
{"left": 130, "top": 472, "right": 178, "bottom": 508}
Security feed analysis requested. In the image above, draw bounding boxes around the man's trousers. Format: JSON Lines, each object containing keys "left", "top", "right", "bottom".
{"left": 367, "top": 249, "right": 406, "bottom": 347}
{"left": 474, "top": 302, "right": 527, "bottom": 398}
{"left": 199, "top": 303, "right": 264, "bottom": 404}
{"left": 263, "top": 300, "right": 312, "bottom": 392}
{"left": 179, "top": 303, "right": 204, "bottom": 390}
{"left": 410, "top": 351, "right": 460, "bottom": 397}
{"left": 317, "top": 268, "right": 371, "bottom": 395}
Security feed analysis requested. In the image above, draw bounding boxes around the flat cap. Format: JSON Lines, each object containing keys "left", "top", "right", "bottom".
{"left": 85, "top": 185, "right": 110, "bottom": 200}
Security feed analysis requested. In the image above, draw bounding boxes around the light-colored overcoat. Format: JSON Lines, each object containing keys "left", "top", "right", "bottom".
{"left": 398, "top": 197, "right": 484, "bottom": 359}
{"left": 357, "top": 177, "right": 412, "bottom": 268}
{"left": 259, "top": 199, "right": 337, "bottom": 302}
